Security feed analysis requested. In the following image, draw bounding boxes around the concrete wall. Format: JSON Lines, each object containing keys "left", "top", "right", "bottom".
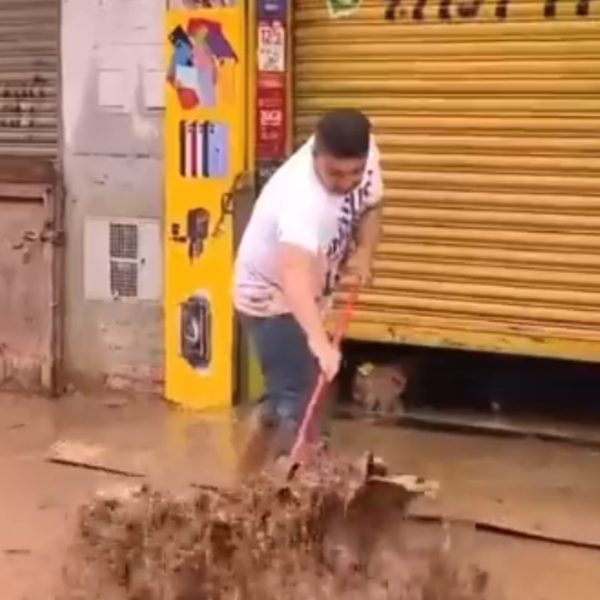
{"left": 61, "top": 0, "right": 166, "bottom": 392}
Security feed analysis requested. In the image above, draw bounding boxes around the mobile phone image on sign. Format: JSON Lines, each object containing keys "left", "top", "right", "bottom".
{"left": 167, "top": 17, "right": 238, "bottom": 110}
{"left": 179, "top": 121, "right": 204, "bottom": 178}
{"left": 179, "top": 121, "right": 229, "bottom": 179}
{"left": 180, "top": 291, "right": 212, "bottom": 371}
{"left": 205, "top": 121, "right": 229, "bottom": 178}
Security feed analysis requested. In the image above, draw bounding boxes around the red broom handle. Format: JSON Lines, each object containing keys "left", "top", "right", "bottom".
{"left": 290, "top": 285, "right": 360, "bottom": 463}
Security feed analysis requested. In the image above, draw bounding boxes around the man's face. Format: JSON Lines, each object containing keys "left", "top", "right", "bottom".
{"left": 314, "top": 153, "right": 367, "bottom": 196}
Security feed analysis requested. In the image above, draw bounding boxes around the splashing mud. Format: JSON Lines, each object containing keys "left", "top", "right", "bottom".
{"left": 61, "top": 457, "right": 489, "bottom": 600}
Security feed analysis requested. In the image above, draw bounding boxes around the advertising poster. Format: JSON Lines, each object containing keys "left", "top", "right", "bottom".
{"left": 164, "top": 6, "right": 246, "bottom": 410}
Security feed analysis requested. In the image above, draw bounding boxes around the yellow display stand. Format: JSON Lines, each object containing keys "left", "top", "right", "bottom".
{"left": 164, "top": 6, "right": 246, "bottom": 410}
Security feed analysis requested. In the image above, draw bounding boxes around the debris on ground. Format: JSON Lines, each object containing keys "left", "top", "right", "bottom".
{"left": 47, "top": 439, "right": 148, "bottom": 478}
{"left": 61, "top": 455, "right": 489, "bottom": 600}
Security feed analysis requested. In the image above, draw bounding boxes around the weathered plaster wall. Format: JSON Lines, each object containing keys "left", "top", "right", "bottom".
{"left": 61, "top": 0, "right": 166, "bottom": 391}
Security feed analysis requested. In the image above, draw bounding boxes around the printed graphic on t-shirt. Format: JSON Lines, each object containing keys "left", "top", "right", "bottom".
{"left": 323, "top": 169, "right": 374, "bottom": 295}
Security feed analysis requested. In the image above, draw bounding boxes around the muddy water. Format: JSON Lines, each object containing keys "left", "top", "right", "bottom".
{"left": 62, "top": 458, "right": 488, "bottom": 600}
{"left": 3, "top": 393, "right": 600, "bottom": 600}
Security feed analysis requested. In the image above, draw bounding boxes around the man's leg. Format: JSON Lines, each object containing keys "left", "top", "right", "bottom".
{"left": 236, "top": 395, "right": 276, "bottom": 478}
{"left": 248, "top": 313, "right": 319, "bottom": 459}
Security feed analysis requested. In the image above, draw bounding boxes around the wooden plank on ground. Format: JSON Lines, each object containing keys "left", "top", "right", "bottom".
{"left": 46, "top": 439, "right": 149, "bottom": 477}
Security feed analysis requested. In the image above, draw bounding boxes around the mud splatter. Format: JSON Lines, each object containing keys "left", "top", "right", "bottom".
{"left": 61, "top": 458, "right": 489, "bottom": 600}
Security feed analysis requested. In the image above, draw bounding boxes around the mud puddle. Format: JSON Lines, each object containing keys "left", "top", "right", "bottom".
{"left": 61, "top": 457, "right": 489, "bottom": 600}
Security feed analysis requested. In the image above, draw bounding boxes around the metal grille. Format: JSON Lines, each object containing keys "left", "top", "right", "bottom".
{"left": 109, "top": 222, "right": 139, "bottom": 298}
{"left": 109, "top": 223, "right": 138, "bottom": 260}
{"left": 109, "top": 260, "right": 138, "bottom": 298}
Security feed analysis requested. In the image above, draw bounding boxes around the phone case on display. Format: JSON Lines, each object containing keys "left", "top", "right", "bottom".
{"left": 180, "top": 292, "right": 212, "bottom": 370}
{"left": 169, "top": 25, "right": 192, "bottom": 52}
{"left": 204, "top": 121, "right": 229, "bottom": 178}
{"left": 179, "top": 121, "right": 204, "bottom": 178}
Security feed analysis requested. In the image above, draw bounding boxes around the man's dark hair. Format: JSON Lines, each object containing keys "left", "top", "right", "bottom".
{"left": 314, "top": 109, "right": 371, "bottom": 159}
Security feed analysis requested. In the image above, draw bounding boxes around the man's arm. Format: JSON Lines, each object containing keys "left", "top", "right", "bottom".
{"left": 355, "top": 203, "right": 381, "bottom": 264}
{"left": 276, "top": 204, "right": 340, "bottom": 380}
{"left": 278, "top": 243, "right": 328, "bottom": 349}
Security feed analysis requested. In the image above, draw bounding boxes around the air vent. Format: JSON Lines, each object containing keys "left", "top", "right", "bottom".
{"left": 109, "top": 223, "right": 138, "bottom": 260}
{"left": 108, "top": 223, "right": 139, "bottom": 298}
{"left": 84, "top": 217, "right": 161, "bottom": 302}
{"left": 109, "top": 260, "right": 138, "bottom": 298}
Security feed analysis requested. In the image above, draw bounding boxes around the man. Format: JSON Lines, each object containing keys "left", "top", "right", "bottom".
{"left": 234, "top": 109, "right": 384, "bottom": 472}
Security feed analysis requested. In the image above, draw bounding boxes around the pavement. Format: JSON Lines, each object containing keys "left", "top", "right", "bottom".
{"left": 1, "top": 391, "right": 600, "bottom": 599}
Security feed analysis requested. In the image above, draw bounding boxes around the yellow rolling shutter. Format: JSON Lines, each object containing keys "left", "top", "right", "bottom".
{"left": 293, "top": 0, "right": 600, "bottom": 362}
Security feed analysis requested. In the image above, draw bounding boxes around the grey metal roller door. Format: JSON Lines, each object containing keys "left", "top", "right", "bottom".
{"left": 0, "top": 0, "right": 59, "bottom": 160}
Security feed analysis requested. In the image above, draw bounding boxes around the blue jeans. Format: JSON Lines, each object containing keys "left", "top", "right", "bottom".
{"left": 243, "top": 313, "right": 322, "bottom": 456}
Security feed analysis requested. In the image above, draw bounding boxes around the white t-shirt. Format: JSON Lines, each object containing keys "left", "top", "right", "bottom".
{"left": 234, "top": 135, "right": 383, "bottom": 317}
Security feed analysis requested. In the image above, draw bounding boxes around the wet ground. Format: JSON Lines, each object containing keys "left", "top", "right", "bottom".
{"left": 1, "top": 391, "right": 600, "bottom": 599}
